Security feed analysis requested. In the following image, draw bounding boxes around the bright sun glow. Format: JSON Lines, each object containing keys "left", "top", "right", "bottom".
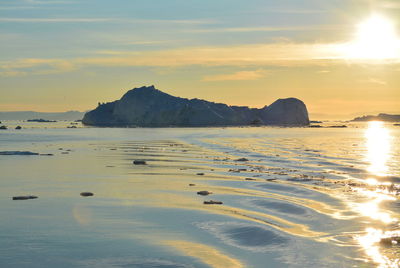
{"left": 344, "top": 14, "right": 400, "bottom": 60}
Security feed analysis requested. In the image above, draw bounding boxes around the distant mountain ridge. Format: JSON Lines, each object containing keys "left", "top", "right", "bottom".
{"left": 82, "top": 85, "right": 309, "bottom": 127}
{"left": 0, "top": 111, "right": 84, "bottom": 121}
{"left": 351, "top": 113, "right": 400, "bottom": 122}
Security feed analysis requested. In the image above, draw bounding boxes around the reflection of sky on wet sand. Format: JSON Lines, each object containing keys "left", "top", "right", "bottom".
{"left": 1, "top": 125, "right": 400, "bottom": 267}
{"left": 164, "top": 240, "right": 244, "bottom": 268}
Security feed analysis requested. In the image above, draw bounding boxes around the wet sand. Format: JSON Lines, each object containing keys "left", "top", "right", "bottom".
{"left": 0, "top": 122, "right": 399, "bottom": 267}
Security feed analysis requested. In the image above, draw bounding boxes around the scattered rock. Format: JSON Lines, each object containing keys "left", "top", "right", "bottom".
{"left": 133, "top": 160, "right": 147, "bottom": 165}
{"left": 380, "top": 237, "right": 400, "bottom": 246}
{"left": 196, "top": 173, "right": 204, "bottom": 176}
{"left": 0, "top": 151, "right": 39, "bottom": 155}
{"left": 27, "top": 119, "right": 56, "bottom": 123}
{"left": 12, "top": 195, "right": 38, "bottom": 200}
{"left": 15, "top": 126, "right": 22, "bottom": 130}
{"left": 80, "top": 192, "right": 94, "bottom": 197}
{"left": 327, "top": 125, "right": 347, "bottom": 128}
{"left": 235, "top": 158, "right": 249, "bottom": 162}
{"left": 197, "top": 191, "right": 212, "bottom": 196}
{"left": 204, "top": 200, "right": 223, "bottom": 205}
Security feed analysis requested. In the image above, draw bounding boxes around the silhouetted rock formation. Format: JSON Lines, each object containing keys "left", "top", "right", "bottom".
{"left": 352, "top": 113, "right": 400, "bottom": 122}
{"left": 82, "top": 86, "right": 310, "bottom": 127}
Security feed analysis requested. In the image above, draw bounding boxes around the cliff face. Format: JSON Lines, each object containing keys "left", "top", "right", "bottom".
{"left": 82, "top": 86, "right": 310, "bottom": 127}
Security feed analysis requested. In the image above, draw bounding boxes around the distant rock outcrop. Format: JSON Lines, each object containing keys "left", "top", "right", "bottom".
{"left": 352, "top": 113, "right": 400, "bottom": 122}
{"left": 82, "top": 86, "right": 310, "bottom": 127}
{"left": 0, "top": 111, "right": 84, "bottom": 121}
{"left": 27, "top": 119, "right": 57, "bottom": 123}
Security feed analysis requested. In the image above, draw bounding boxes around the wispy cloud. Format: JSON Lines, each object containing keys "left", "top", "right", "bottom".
{"left": 0, "top": 18, "right": 113, "bottom": 23}
{"left": 203, "top": 69, "right": 268, "bottom": 81}
{"left": 359, "top": 78, "right": 387, "bottom": 85}
{"left": 22, "top": 0, "right": 74, "bottom": 4}
{"left": 317, "top": 70, "right": 331, "bottom": 73}
{"left": 0, "top": 17, "right": 215, "bottom": 24}
{"left": 0, "top": 58, "right": 76, "bottom": 76}
{"left": 1, "top": 42, "right": 399, "bottom": 77}
{"left": 190, "top": 25, "right": 342, "bottom": 33}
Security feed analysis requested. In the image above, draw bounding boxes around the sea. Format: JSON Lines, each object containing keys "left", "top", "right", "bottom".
{"left": 0, "top": 120, "right": 399, "bottom": 268}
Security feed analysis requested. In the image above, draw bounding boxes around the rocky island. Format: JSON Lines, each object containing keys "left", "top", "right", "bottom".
{"left": 351, "top": 113, "right": 400, "bottom": 122}
{"left": 82, "top": 85, "right": 310, "bottom": 127}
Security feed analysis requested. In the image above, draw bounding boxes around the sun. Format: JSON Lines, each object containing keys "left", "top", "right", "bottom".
{"left": 344, "top": 14, "right": 400, "bottom": 60}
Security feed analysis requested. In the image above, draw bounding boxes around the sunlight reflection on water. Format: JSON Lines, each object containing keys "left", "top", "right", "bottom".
{"left": 357, "top": 121, "right": 399, "bottom": 268}
{"left": 365, "top": 121, "right": 392, "bottom": 176}
{"left": 356, "top": 228, "right": 400, "bottom": 268}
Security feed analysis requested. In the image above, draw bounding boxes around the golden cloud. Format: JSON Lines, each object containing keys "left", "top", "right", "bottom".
{"left": 203, "top": 69, "right": 269, "bottom": 81}
{"left": 1, "top": 42, "right": 399, "bottom": 77}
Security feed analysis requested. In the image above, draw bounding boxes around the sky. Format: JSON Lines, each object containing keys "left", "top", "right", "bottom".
{"left": 0, "top": 0, "right": 399, "bottom": 119}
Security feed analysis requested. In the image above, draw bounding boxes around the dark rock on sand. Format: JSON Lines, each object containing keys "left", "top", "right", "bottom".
{"left": 0, "top": 151, "right": 39, "bottom": 155}
{"left": 82, "top": 85, "right": 310, "bottom": 127}
{"left": 133, "top": 160, "right": 147, "bottom": 165}
{"left": 309, "top": 125, "right": 323, "bottom": 128}
{"left": 197, "top": 191, "right": 212, "bottom": 196}
{"left": 189, "top": 184, "right": 196, "bottom": 186}
{"left": 80, "top": 192, "right": 94, "bottom": 197}
{"left": 27, "top": 119, "right": 57, "bottom": 123}
{"left": 196, "top": 173, "right": 205, "bottom": 176}
{"left": 380, "top": 236, "right": 400, "bottom": 246}
{"left": 0, "top": 126, "right": 7, "bottom": 130}
{"left": 204, "top": 200, "right": 223, "bottom": 205}
{"left": 327, "top": 125, "right": 347, "bottom": 128}
{"left": 15, "top": 126, "right": 22, "bottom": 129}
{"left": 235, "top": 158, "right": 249, "bottom": 162}
{"left": 12, "top": 195, "right": 38, "bottom": 200}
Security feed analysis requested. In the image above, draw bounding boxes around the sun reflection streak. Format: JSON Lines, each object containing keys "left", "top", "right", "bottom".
{"left": 356, "top": 228, "right": 400, "bottom": 268}
{"left": 365, "top": 121, "right": 392, "bottom": 176}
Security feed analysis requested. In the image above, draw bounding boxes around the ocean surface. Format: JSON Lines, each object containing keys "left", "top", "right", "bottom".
{"left": 0, "top": 121, "right": 399, "bottom": 268}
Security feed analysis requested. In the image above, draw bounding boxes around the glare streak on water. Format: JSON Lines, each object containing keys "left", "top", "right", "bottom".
{"left": 0, "top": 121, "right": 399, "bottom": 267}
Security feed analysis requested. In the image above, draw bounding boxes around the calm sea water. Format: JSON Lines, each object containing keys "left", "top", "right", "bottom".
{"left": 0, "top": 121, "right": 399, "bottom": 267}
